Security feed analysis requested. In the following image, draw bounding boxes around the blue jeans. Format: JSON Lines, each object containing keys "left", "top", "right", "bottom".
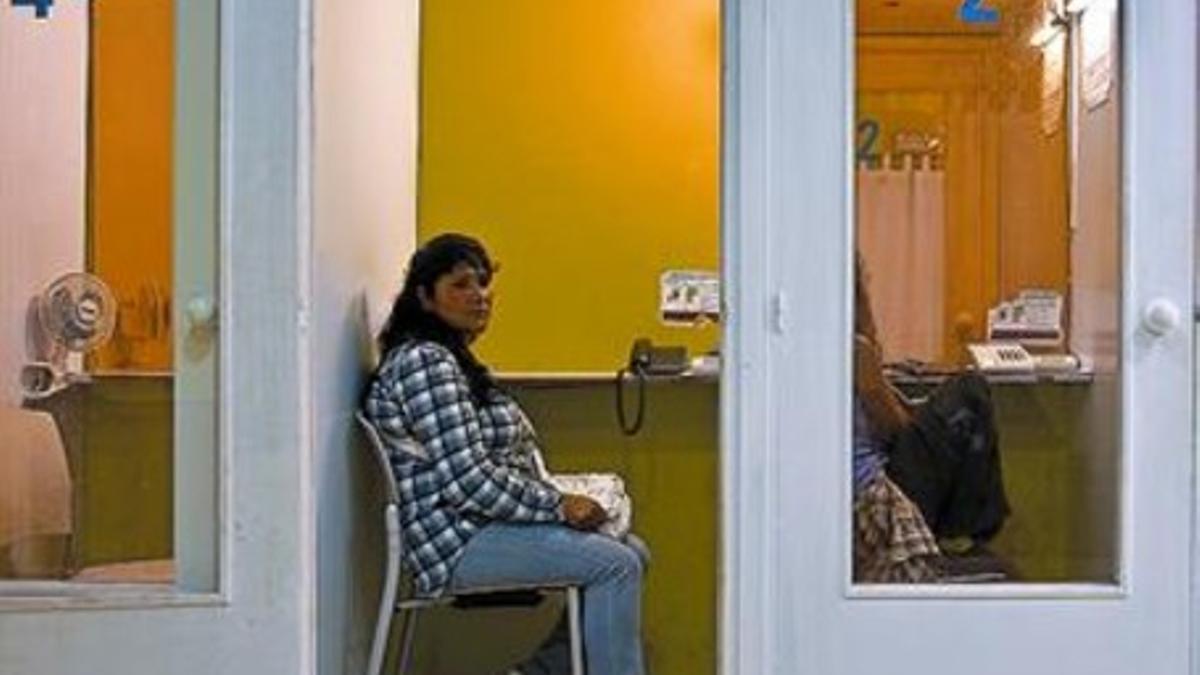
{"left": 449, "top": 524, "right": 646, "bottom": 675}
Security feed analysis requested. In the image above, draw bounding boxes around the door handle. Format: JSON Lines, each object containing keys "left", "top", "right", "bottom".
{"left": 186, "top": 295, "right": 218, "bottom": 331}
{"left": 1142, "top": 298, "right": 1181, "bottom": 336}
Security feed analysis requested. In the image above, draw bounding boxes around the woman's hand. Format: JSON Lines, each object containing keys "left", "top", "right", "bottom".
{"left": 561, "top": 494, "right": 607, "bottom": 531}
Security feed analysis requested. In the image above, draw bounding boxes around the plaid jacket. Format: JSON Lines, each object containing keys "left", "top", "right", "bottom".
{"left": 362, "top": 340, "right": 563, "bottom": 596}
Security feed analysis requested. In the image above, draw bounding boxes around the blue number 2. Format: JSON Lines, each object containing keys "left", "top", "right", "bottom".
{"left": 959, "top": 0, "right": 1000, "bottom": 24}
{"left": 12, "top": 0, "right": 56, "bottom": 19}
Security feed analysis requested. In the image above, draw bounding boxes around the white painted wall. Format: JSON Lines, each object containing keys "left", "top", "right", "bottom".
{"left": 0, "top": 3, "right": 88, "bottom": 406}
{"left": 311, "top": 1, "right": 419, "bottom": 672}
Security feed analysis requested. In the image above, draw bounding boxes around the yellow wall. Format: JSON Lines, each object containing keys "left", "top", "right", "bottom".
{"left": 89, "top": 0, "right": 174, "bottom": 371}
{"left": 419, "top": 8, "right": 721, "bottom": 672}
{"left": 419, "top": 0, "right": 720, "bottom": 372}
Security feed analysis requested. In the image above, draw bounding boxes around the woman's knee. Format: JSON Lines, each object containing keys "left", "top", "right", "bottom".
{"left": 588, "top": 536, "right": 644, "bottom": 585}
{"left": 623, "top": 533, "right": 652, "bottom": 571}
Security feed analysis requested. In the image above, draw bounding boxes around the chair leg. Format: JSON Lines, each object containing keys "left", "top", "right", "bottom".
{"left": 397, "top": 609, "right": 420, "bottom": 675}
{"left": 566, "top": 587, "right": 584, "bottom": 675}
{"left": 365, "top": 606, "right": 394, "bottom": 675}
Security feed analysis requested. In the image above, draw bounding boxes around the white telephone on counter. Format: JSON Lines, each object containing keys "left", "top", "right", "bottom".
{"left": 969, "top": 342, "right": 1081, "bottom": 374}
{"left": 968, "top": 342, "right": 1036, "bottom": 373}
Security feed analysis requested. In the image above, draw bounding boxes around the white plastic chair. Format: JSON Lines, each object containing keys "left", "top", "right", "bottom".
{"left": 355, "top": 412, "right": 584, "bottom": 675}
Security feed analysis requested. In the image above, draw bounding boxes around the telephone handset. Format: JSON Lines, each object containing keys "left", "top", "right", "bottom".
{"left": 627, "top": 338, "right": 689, "bottom": 376}
{"left": 616, "top": 339, "right": 688, "bottom": 435}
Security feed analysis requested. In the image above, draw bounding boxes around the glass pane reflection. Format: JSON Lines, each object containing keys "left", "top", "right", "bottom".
{"left": 852, "top": 0, "right": 1121, "bottom": 585}
{"left": 0, "top": 1, "right": 185, "bottom": 583}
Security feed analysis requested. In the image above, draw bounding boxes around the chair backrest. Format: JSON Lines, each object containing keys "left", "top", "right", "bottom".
{"left": 355, "top": 410, "right": 413, "bottom": 629}
{"left": 355, "top": 412, "right": 402, "bottom": 506}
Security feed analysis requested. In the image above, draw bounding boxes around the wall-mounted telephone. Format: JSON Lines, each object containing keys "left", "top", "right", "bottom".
{"left": 616, "top": 339, "right": 688, "bottom": 436}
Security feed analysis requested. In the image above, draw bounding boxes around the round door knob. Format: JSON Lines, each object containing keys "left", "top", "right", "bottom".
{"left": 1142, "top": 298, "right": 1181, "bottom": 336}
{"left": 186, "top": 295, "right": 218, "bottom": 329}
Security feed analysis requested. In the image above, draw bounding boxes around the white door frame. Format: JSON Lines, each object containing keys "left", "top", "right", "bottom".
{"left": 721, "top": 0, "right": 859, "bottom": 670}
{"left": 720, "top": 1, "right": 1197, "bottom": 673}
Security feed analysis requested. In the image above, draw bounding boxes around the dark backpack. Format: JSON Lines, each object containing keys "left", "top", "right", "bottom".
{"left": 886, "top": 373, "right": 1010, "bottom": 542}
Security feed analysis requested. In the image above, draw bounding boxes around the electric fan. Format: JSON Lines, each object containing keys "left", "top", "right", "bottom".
{"left": 20, "top": 272, "right": 118, "bottom": 400}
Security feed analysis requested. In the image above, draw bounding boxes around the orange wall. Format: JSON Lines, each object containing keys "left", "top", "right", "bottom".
{"left": 89, "top": 0, "right": 174, "bottom": 371}
{"left": 418, "top": 0, "right": 720, "bottom": 373}
{"left": 857, "top": 32, "right": 1068, "bottom": 361}
{"left": 995, "top": 32, "right": 1070, "bottom": 302}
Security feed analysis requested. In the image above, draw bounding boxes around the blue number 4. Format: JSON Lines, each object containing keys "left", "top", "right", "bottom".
{"left": 12, "top": 0, "right": 55, "bottom": 19}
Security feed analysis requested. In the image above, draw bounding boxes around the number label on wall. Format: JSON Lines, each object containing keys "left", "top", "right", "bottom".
{"left": 857, "top": 119, "right": 881, "bottom": 162}
{"left": 11, "top": 0, "right": 56, "bottom": 19}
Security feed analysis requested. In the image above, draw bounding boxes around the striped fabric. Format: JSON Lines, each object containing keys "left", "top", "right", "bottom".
{"left": 853, "top": 474, "right": 942, "bottom": 583}
{"left": 363, "top": 340, "right": 563, "bottom": 596}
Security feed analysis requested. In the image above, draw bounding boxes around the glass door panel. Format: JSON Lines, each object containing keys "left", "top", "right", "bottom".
{"left": 852, "top": 0, "right": 1122, "bottom": 587}
{"left": 0, "top": 0, "right": 218, "bottom": 589}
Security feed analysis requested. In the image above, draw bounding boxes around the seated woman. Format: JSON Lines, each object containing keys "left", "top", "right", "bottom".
{"left": 853, "top": 254, "right": 1010, "bottom": 583}
{"left": 853, "top": 318, "right": 942, "bottom": 582}
{"left": 362, "top": 233, "right": 646, "bottom": 675}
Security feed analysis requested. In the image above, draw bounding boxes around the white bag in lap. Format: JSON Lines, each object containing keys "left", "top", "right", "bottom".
{"left": 506, "top": 408, "right": 638, "bottom": 538}
{"left": 518, "top": 410, "right": 633, "bottom": 539}
{"left": 543, "top": 472, "right": 632, "bottom": 539}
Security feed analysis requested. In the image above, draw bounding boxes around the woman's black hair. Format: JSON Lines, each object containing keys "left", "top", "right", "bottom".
{"left": 377, "top": 233, "right": 500, "bottom": 402}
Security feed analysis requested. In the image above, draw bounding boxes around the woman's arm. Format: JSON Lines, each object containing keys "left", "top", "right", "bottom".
{"left": 369, "top": 343, "right": 564, "bottom": 523}
{"left": 854, "top": 333, "right": 912, "bottom": 441}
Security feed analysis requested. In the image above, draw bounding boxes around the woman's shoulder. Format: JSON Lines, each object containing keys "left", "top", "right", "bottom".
{"left": 377, "top": 339, "right": 460, "bottom": 378}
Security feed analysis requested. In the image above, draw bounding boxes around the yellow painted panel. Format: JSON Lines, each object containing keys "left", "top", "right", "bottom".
{"left": 89, "top": 0, "right": 174, "bottom": 371}
{"left": 419, "top": 0, "right": 720, "bottom": 372}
